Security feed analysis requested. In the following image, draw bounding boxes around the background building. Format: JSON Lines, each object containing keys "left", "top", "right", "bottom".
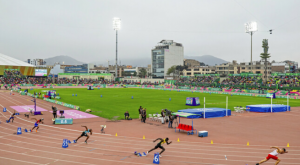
{"left": 183, "top": 66, "right": 216, "bottom": 76}
{"left": 271, "top": 62, "right": 289, "bottom": 73}
{"left": 27, "top": 59, "right": 45, "bottom": 66}
{"left": 151, "top": 40, "right": 184, "bottom": 78}
{"left": 215, "top": 60, "right": 271, "bottom": 79}
{"left": 283, "top": 60, "right": 298, "bottom": 73}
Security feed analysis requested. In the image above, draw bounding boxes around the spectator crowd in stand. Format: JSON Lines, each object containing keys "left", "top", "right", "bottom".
{"left": 1, "top": 70, "right": 299, "bottom": 88}
{"left": 175, "top": 76, "right": 216, "bottom": 85}
{"left": 221, "top": 76, "right": 261, "bottom": 86}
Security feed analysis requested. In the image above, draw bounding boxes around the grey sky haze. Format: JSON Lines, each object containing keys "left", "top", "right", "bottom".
{"left": 0, "top": 0, "right": 299, "bottom": 65}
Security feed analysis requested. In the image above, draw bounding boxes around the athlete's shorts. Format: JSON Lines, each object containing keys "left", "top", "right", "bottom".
{"left": 154, "top": 144, "right": 164, "bottom": 150}
{"left": 266, "top": 154, "right": 278, "bottom": 160}
{"left": 34, "top": 123, "right": 38, "bottom": 127}
{"left": 81, "top": 132, "right": 88, "bottom": 137}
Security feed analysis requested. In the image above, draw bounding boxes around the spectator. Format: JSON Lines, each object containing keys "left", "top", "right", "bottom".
{"left": 52, "top": 105, "right": 57, "bottom": 119}
{"left": 124, "top": 111, "right": 130, "bottom": 120}
{"left": 168, "top": 115, "right": 173, "bottom": 128}
{"left": 161, "top": 109, "right": 165, "bottom": 124}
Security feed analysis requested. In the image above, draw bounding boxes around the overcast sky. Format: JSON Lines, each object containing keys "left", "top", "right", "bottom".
{"left": 0, "top": 0, "right": 299, "bottom": 65}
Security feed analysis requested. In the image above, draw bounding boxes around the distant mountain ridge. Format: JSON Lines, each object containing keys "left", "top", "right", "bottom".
{"left": 44, "top": 55, "right": 84, "bottom": 65}
{"left": 185, "top": 55, "right": 227, "bottom": 66}
{"left": 43, "top": 55, "right": 227, "bottom": 66}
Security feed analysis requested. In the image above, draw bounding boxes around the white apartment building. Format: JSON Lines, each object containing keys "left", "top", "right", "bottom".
{"left": 151, "top": 40, "right": 184, "bottom": 78}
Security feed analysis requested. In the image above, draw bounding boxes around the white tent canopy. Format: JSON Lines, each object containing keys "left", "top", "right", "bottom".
{"left": 0, "top": 53, "right": 35, "bottom": 67}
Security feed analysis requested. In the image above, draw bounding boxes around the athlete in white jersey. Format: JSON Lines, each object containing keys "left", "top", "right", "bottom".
{"left": 256, "top": 146, "right": 288, "bottom": 165}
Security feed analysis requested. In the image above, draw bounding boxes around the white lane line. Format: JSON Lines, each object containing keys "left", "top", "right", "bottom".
{"left": 0, "top": 128, "right": 299, "bottom": 163}
{"left": 0, "top": 143, "right": 155, "bottom": 165}
{"left": 2, "top": 117, "right": 300, "bottom": 155}
{"left": 0, "top": 156, "right": 43, "bottom": 165}
{"left": 0, "top": 131, "right": 300, "bottom": 165}
{"left": 0, "top": 148, "right": 97, "bottom": 165}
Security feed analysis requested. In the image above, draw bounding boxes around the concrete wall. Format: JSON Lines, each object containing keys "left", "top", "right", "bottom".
{"left": 164, "top": 45, "right": 184, "bottom": 77}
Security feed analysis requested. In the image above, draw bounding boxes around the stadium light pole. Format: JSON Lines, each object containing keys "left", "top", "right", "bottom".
{"left": 113, "top": 17, "right": 121, "bottom": 80}
{"left": 245, "top": 22, "right": 257, "bottom": 73}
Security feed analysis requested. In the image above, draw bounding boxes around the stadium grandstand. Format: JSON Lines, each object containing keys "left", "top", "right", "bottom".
{"left": 0, "top": 53, "right": 50, "bottom": 77}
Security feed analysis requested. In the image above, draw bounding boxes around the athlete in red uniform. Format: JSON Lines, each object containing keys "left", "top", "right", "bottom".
{"left": 256, "top": 146, "right": 288, "bottom": 165}
{"left": 31, "top": 118, "right": 44, "bottom": 132}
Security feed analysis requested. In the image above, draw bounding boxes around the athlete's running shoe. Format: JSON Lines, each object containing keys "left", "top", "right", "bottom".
{"left": 159, "top": 155, "right": 162, "bottom": 157}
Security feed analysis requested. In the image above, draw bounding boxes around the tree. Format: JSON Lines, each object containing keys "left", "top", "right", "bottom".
{"left": 260, "top": 39, "right": 271, "bottom": 83}
{"left": 138, "top": 68, "right": 147, "bottom": 78}
{"left": 167, "top": 66, "right": 177, "bottom": 75}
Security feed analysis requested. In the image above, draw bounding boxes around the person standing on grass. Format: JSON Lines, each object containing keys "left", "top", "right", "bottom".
{"left": 256, "top": 147, "right": 288, "bottom": 165}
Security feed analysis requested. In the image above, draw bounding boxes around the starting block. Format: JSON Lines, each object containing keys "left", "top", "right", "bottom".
{"left": 67, "top": 140, "right": 76, "bottom": 144}
{"left": 15, "top": 113, "right": 20, "bottom": 115}
{"left": 62, "top": 139, "right": 69, "bottom": 148}
{"left": 25, "top": 114, "right": 29, "bottom": 118}
{"left": 134, "top": 151, "right": 147, "bottom": 157}
{"left": 17, "top": 127, "right": 22, "bottom": 135}
{"left": 153, "top": 152, "right": 160, "bottom": 164}
{"left": 24, "top": 129, "right": 32, "bottom": 133}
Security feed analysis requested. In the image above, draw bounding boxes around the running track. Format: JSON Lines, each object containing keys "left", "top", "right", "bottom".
{"left": 0, "top": 90, "right": 300, "bottom": 165}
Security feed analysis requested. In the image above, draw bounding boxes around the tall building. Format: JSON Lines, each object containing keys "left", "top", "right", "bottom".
{"left": 151, "top": 40, "right": 184, "bottom": 78}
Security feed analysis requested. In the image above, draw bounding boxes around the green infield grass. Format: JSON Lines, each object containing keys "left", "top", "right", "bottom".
{"left": 27, "top": 88, "right": 298, "bottom": 120}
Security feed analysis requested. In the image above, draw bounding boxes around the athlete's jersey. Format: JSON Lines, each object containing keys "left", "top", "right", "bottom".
{"left": 84, "top": 129, "right": 90, "bottom": 134}
{"left": 158, "top": 139, "right": 166, "bottom": 145}
{"left": 270, "top": 149, "right": 279, "bottom": 156}
{"left": 35, "top": 120, "right": 42, "bottom": 125}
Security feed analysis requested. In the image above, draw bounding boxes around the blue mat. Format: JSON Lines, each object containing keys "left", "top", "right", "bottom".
{"left": 246, "top": 104, "right": 290, "bottom": 113}
{"left": 178, "top": 108, "right": 231, "bottom": 118}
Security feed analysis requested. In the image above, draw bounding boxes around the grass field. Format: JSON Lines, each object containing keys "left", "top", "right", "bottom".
{"left": 26, "top": 88, "right": 299, "bottom": 120}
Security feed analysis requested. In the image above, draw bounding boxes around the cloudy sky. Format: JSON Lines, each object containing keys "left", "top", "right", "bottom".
{"left": 0, "top": 0, "right": 299, "bottom": 65}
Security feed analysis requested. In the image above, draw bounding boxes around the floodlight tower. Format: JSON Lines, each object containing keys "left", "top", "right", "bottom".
{"left": 113, "top": 17, "right": 121, "bottom": 80}
{"left": 245, "top": 22, "right": 257, "bottom": 73}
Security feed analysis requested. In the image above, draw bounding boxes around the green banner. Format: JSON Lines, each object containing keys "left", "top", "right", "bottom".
{"left": 194, "top": 74, "right": 220, "bottom": 77}
{"left": 272, "top": 73, "right": 300, "bottom": 76}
